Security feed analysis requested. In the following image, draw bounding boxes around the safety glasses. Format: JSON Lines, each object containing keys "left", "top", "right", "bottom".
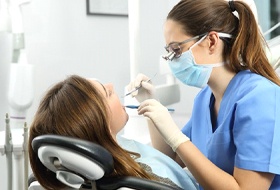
{"left": 162, "top": 33, "right": 206, "bottom": 61}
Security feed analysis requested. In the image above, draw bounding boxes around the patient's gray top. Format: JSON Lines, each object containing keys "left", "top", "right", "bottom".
{"left": 117, "top": 136, "right": 198, "bottom": 190}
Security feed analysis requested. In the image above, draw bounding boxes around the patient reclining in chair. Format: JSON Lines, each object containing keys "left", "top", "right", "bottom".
{"left": 28, "top": 75, "right": 198, "bottom": 190}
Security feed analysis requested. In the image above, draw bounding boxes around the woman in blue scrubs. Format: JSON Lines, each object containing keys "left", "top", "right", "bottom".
{"left": 128, "top": 0, "right": 280, "bottom": 189}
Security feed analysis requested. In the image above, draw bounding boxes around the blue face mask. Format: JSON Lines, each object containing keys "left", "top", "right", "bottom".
{"left": 167, "top": 34, "right": 230, "bottom": 88}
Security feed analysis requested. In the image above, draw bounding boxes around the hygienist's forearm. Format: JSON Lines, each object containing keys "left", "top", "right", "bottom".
{"left": 178, "top": 141, "right": 274, "bottom": 189}
{"left": 176, "top": 141, "right": 240, "bottom": 190}
{"left": 147, "top": 119, "right": 175, "bottom": 157}
{"left": 146, "top": 119, "right": 185, "bottom": 167}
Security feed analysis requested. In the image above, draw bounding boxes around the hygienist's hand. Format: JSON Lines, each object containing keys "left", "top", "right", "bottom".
{"left": 138, "top": 99, "right": 190, "bottom": 151}
{"left": 126, "top": 73, "right": 155, "bottom": 103}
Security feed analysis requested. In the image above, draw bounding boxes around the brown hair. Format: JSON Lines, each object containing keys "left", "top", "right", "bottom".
{"left": 28, "top": 75, "right": 154, "bottom": 189}
{"left": 167, "top": 0, "right": 280, "bottom": 85}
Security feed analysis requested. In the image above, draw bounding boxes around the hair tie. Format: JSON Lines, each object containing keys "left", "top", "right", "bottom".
{"left": 229, "top": 0, "right": 236, "bottom": 12}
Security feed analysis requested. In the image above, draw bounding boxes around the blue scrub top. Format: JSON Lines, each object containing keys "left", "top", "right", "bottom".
{"left": 182, "top": 70, "right": 280, "bottom": 189}
{"left": 117, "top": 136, "right": 198, "bottom": 189}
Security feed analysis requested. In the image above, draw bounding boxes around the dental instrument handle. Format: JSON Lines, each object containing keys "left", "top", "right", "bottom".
{"left": 23, "top": 122, "right": 28, "bottom": 190}
{"left": 124, "top": 73, "right": 157, "bottom": 97}
{"left": 124, "top": 78, "right": 152, "bottom": 97}
{"left": 125, "top": 105, "right": 175, "bottom": 112}
{"left": 5, "top": 113, "right": 13, "bottom": 190}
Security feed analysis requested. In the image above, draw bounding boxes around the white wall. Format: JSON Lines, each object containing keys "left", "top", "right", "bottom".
{"left": 0, "top": 0, "right": 198, "bottom": 189}
{"left": 0, "top": 0, "right": 131, "bottom": 188}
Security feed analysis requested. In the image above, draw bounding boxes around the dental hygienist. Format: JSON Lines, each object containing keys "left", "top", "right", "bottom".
{"left": 127, "top": 0, "right": 280, "bottom": 189}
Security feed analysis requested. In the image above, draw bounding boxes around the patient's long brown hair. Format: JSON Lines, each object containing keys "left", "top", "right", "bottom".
{"left": 167, "top": 0, "right": 280, "bottom": 85}
{"left": 28, "top": 75, "right": 154, "bottom": 190}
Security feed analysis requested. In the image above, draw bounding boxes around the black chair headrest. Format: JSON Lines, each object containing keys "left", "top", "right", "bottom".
{"left": 32, "top": 134, "right": 114, "bottom": 174}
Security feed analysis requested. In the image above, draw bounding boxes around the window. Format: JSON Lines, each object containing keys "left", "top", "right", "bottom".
{"left": 255, "top": 0, "right": 280, "bottom": 39}
{"left": 270, "top": 0, "right": 280, "bottom": 38}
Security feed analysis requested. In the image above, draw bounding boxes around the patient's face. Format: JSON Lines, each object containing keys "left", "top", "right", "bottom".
{"left": 88, "top": 79, "right": 129, "bottom": 138}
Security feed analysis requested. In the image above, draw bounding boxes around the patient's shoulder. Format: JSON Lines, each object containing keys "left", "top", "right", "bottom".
{"left": 137, "top": 162, "right": 181, "bottom": 189}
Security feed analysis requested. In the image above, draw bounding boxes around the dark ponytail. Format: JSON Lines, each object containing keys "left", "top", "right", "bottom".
{"left": 230, "top": 1, "right": 280, "bottom": 85}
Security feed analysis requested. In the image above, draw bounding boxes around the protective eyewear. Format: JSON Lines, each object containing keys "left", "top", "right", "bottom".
{"left": 162, "top": 34, "right": 206, "bottom": 61}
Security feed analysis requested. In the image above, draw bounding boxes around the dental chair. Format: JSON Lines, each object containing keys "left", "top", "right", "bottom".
{"left": 28, "top": 135, "right": 183, "bottom": 190}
